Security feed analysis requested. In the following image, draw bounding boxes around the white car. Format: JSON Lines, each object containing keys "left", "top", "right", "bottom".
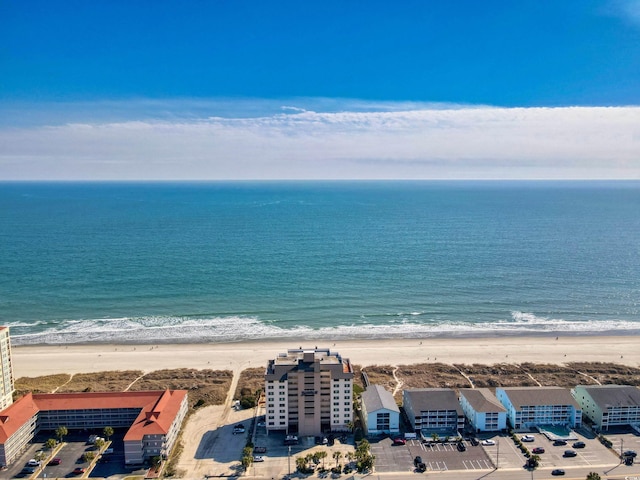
{"left": 481, "top": 439, "right": 496, "bottom": 446}
{"left": 253, "top": 455, "right": 265, "bottom": 462}
{"left": 521, "top": 435, "right": 535, "bottom": 442}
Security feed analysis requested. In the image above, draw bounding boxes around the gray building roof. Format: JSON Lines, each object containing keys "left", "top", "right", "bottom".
{"left": 500, "top": 387, "right": 581, "bottom": 409}
{"left": 459, "top": 388, "right": 506, "bottom": 413}
{"left": 579, "top": 385, "right": 640, "bottom": 409}
{"left": 404, "top": 388, "right": 463, "bottom": 414}
{"left": 361, "top": 385, "right": 399, "bottom": 414}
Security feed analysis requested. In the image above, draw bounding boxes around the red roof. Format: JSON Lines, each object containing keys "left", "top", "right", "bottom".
{"left": 0, "top": 390, "right": 187, "bottom": 444}
{"left": 0, "top": 393, "right": 39, "bottom": 443}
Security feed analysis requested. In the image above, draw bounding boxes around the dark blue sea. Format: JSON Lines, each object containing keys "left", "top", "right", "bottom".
{"left": 1, "top": 181, "right": 639, "bottom": 345}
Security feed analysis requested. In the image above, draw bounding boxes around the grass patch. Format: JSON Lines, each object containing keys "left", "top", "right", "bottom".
{"left": 58, "top": 370, "right": 143, "bottom": 393}
{"left": 131, "top": 369, "right": 233, "bottom": 407}
{"left": 15, "top": 374, "right": 71, "bottom": 395}
{"left": 234, "top": 367, "right": 264, "bottom": 400}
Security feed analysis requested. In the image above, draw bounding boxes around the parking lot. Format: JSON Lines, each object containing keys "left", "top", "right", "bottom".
{"left": 2, "top": 429, "right": 147, "bottom": 479}
{"left": 370, "top": 437, "right": 494, "bottom": 473}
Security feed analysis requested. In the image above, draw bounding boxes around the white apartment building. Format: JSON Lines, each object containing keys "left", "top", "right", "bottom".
{"left": 265, "top": 348, "right": 354, "bottom": 437}
{"left": 0, "top": 327, "right": 14, "bottom": 411}
{"left": 459, "top": 388, "right": 507, "bottom": 432}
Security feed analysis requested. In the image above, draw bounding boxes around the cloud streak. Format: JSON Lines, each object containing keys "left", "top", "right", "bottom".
{"left": 1, "top": 103, "right": 638, "bottom": 180}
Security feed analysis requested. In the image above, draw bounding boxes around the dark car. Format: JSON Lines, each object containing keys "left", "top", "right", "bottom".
{"left": 572, "top": 441, "right": 586, "bottom": 448}
{"left": 551, "top": 469, "right": 565, "bottom": 476}
{"left": 553, "top": 439, "right": 567, "bottom": 446}
{"left": 254, "top": 446, "right": 267, "bottom": 454}
{"left": 624, "top": 450, "right": 638, "bottom": 458}
{"left": 48, "top": 457, "right": 62, "bottom": 466}
{"left": 413, "top": 456, "right": 423, "bottom": 467}
{"left": 457, "top": 442, "right": 466, "bottom": 452}
{"left": 532, "top": 447, "right": 545, "bottom": 454}
{"left": 563, "top": 449, "right": 577, "bottom": 457}
{"left": 416, "top": 462, "right": 426, "bottom": 472}
{"left": 469, "top": 437, "right": 479, "bottom": 446}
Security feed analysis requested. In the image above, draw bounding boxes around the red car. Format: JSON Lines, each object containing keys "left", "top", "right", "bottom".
{"left": 392, "top": 437, "right": 406, "bottom": 445}
{"left": 532, "top": 447, "right": 545, "bottom": 454}
{"left": 48, "top": 457, "right": 62, "bottom": 465}
{"left": 72, "top": 467, "right": 86, "bottom": 475}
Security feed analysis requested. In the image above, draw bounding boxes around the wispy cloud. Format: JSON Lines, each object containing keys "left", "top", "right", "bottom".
{"left": 604, "top": 0, "right": 640, "bottom": 26}
{"left": 0, "top": 101, "right": 638, "bottom": 180}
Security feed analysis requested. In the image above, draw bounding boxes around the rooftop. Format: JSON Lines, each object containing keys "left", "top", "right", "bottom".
{"left": 459, "top": 388, "right": 506, "bottom": 413}
{"left": 404, "top": 388, "right": 463, "bottom": 414}
{"left": 577, "top": 384, "right": 640, "bottom": 409}
{"left": 361, "top": 385, "right": 399, "bottom": 413}
{"left": 498, "top": 387, "right": 581, "bottom": 409}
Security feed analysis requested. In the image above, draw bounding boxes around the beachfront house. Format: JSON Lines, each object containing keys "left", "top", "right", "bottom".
{"left": 402, "top": 388, "right": 465, "bottom": 437}
{"left": 360, "top": 385, "right": 400, "bottom": 436}
{"left": 496, "top": 387, "right": 582, "bottom": 430}
{"left": 264, "top": 347, "right": 354, "bottom": 437}
{"left": 459, "top": 388, "right": 507, "bottom": 432}
{"left": 0, "top": 390, "right": 188, "bottom": 467}
{"left": 573, "top": 385, "right": 640, "bottom": 431}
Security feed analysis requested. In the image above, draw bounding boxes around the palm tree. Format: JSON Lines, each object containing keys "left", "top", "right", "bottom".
{"left": 45, "top": 438, "right": 57, "bottom": 450}
{"left": 586, "top": 473, "right": 601, "bottom": 480}
{"left": 295, "top": 456, "right": 307, "bottom": 472}
{"left": 103, "top": 426, "right": 114, "bottom": 441}
{"left": 317, "top": 450, "right": 328, "bottom": 469}
{"left": 55, "top": 425, "right": 68, "bottom": 444}
{"left": 333, "top": 450, "right": 343, "bottom": 468}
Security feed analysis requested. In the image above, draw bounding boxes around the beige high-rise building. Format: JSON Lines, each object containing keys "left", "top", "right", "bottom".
{"left": 0, "top": 327, "right": 14, "bottom": 411}
{"left": 265, "top": 347, "right": 354, "bottom": 437}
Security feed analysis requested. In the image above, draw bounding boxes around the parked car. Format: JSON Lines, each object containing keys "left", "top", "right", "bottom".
{"left": 469, "top": 437, "right": 479, "bottom": 446}
{"left": 27, "top": 459, "right": 40, "bottom": 467}
{"left": 457, "top": 442, "right": 466, "bottom": 452}
{"left": 551, "top": 469, "right": 565, "bottom": 476}
{"left": 563, "top": 449, "right": 577, "bottom": 457}
{"left": 253, "top": 455, "right": 264, "bottom": 462}
{"left": 572, "top": 441, "right": 586, "bottom": 448}
{"left": 413, "top": 456, "right": 423, "bottom": 467}
{"left": 254, "top": 446, "right": 267, "bottom": 454}
{"left": 48, "top": 458, "right": 62, "bottom": 466}
{"left": 72, "top": 467, "right": 86, "bottom": 475}
{"left": 233, "top": 423, "right": 245, "bottom": 434}
{"left": 481, "top": 439, "right": 496, "bottom": 446}
{"left": 284, "top": 435, "right": 298, "bottom": 445}
{"left": 392, "top": 437, "right": 406, "bottom": 445}
{"left": 521, "top": 435, "right": 535, "bottom": 442}
{"left": 21, "top": 467, "right": 36, "bottom": 474}
{"left": 624, "top": 450, "right": 638, "bottom": 458}
{"left": 553, "top": 439, "right": 567, "bottom": 446}
{"left": 532, "top": 447, "right": 545, "bottom": 454}
{"left": 416, "top": 462, "right": 426, "bottom": 472}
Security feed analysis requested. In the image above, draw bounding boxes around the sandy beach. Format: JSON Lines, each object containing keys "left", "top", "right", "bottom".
{"left": 11, "top": 335, "right": 640, "bottom": 378}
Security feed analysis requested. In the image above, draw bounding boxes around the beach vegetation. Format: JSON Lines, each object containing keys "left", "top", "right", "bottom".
{"left": 14, "top": 373, "right": 71, "bottom": 395}
{"left": 45, "top": 438, "right": 57, "bottom": 450}
{"left": 95, "top": 438, "right": 106, "bottom": 450}
{"left": 82, "top": 451, "right": 95, "bottom": 463}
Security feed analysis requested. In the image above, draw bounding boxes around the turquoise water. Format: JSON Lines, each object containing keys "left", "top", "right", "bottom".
{"left": 1, "top": 181, "right": 639, "bottom": 345}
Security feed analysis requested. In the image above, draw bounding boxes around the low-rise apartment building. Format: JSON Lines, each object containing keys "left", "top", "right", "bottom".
{"left": 459, "top": 388, "right": 507, "bottom": 432}
{"left": 573, "top": 385, "right": 640, "bottom": 431}
{"left": 496, "top": 387, "right": 582, "bottom": 430}
{"left": 0, "top": 390, "right": 188, "bottom": 467}
{"left": 403, "top": 388, "right": 465, "bottom": 436}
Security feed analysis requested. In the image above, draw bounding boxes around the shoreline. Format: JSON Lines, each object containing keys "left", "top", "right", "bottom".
{"left": 11, "top": 334, "right": 640, "bottom": 378}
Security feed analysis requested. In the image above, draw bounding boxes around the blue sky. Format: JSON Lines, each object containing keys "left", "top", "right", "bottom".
{"left": 1, "top": 0, "right": 639, "bottom": 179}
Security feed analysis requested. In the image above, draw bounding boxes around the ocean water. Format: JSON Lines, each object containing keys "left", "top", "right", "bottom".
{"left": 1, "top": 181, "right": 639, "bottom": 346}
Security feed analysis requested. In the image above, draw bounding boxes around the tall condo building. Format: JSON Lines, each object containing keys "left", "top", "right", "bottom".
{"left": 265, "top": 347, "right": 354, "bottom": 437}
{"left": 0, "top": 327, "right": 14, "bottom": 411}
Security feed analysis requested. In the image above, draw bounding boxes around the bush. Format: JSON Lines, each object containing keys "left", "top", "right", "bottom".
{"left": 240, "top": 395, "right": 256, "bottom": 409}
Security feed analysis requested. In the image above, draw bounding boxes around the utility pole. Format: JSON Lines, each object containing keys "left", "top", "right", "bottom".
{"left": 288, "top": 445, "right": 291, "bottom": 476}
{"left": 496, "top": 438, "right": 499, "bottom": 469}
